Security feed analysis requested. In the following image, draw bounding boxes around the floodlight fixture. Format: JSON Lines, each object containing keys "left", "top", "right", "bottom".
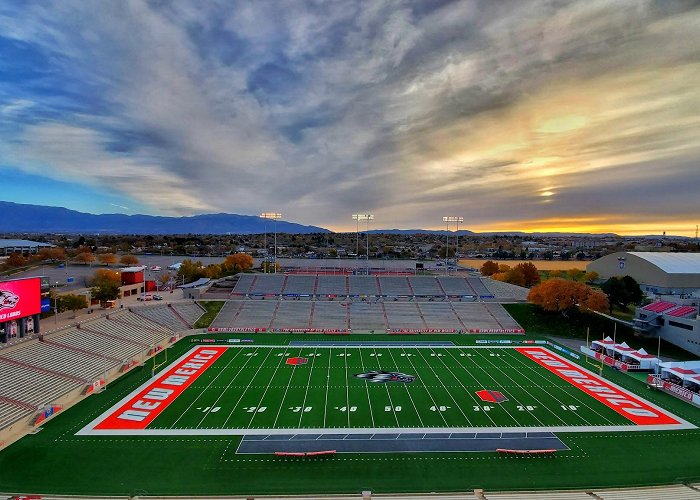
{"left": 260, "top": 212, "right": 283, "bottom": 273}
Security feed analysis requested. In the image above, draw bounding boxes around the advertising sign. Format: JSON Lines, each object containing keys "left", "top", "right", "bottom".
{"left": 0, "top": 277, "right": 41, "bottom": 322}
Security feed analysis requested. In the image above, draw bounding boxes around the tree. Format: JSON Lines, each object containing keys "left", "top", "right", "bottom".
{"left": 38, "top": 247, "right": 66, "bottom": 262}
{"left": 6, "top": 252, "right": 26, "bottom": 267}
{"left": 98, "top": 253, "right": 118, "bottom": 266}
{"left": 567, "top": 268, "right": 585, "bottom": 282}
{"left": 498, "top": 264, "right": 511, "bottom": 273}
{"left": 514, "top": 262, "right": 540, "bottom": 287}
{"left": 90, "top": 269, "right": 121, "bottom": 302}
{"left": 584, "top": 271, "right": 599, "bottom": 283}
{"left": 120, "top": 255, "right": 139, "bottom": 266}
{"left": 177, "top": 259, "right": 206, "bottom": 284}
{"left": 480, "top": 261, "right": 499, "bottom": 276}
{"left": 601, "top": 275, "right": 643, "bottom": 313}
{"left": 222, "top": 253, "right": 254, "bottom": 275}
{"left": 528, "top": 278, "right": 609, "bottom": 316}
{"left": 58, "top": 293, "right": 87, "bottom": 318}
{"left": 504, "top": 267, "right": 526, "bottom": 287}
{"left": 157, "top": 271, "right": 173, "bottom": 289}
{"left": 75, "top": 252, "right": 96, "bottom": 265}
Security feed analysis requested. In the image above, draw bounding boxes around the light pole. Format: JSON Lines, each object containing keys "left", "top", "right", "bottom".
{"left": 352, "top": 214, "right": 374, "bottom": 274}
{"left": 442, "top": 216, "right": 463, "bottom": 274}
{"left": 261, "top": 212, "right": 282, "bottom": 273}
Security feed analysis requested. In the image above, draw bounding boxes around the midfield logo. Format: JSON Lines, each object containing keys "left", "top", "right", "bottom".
{"left": 355, "top": 371, "right": 416, "bottom": 383}
{"left": 476, "top": 389, "right": 508, "bottom": 403}
{"left": 0, "top": 290, "right": 19, "bottom": 310}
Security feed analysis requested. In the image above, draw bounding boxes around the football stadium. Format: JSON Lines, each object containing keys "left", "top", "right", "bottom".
{"left": 1, "top": 271, "right": 700, "bottom": 499}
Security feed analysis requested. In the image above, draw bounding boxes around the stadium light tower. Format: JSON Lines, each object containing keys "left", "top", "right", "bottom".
{"left": 352, "top": 214, "right": 374, "bottom": 274}
{"left": 261, "top": 212, "right": 282, "bottom": 273}
{"left": 442, "top": 216, "right": 464, "bottom": 274}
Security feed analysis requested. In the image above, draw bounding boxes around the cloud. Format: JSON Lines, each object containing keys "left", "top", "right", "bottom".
{"left": 1, "top": 0, "right": 699, "bottom": 234}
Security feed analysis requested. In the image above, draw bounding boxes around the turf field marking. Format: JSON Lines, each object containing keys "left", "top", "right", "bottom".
{"left": 428, "top": 347, "right": 498, "bottom": 427}
{"left": 370, "top": 347, "right": 401, "bottom": 427}
{"left": 383, "top": 348, "right": 425, "bottom": 427}
{"left": 323, "top": 347, "right": 331, "bottom": 427}
{"left": 221, "top": 346, "right": 278, "bottom": 428}
{"left": 470, "top": 348, "right": 554, "bottom": 427}
{"left": 397, "top": 347, "right": 449, "bottom": 426}
{"left": 442, "top": 348, "right": 520, "bottom": 426}
{"left": 357, "top": 347, "right": 376, "bottom": 428}
{"left": 412, "top": 348, "right": 472, "bottom": 426}
{"left": 343, "top": 347, "right": 351, "bottom": 428}
{"left": 169, "top": 346, "right": 248, "bottom": 429}
{"left": 295, "top": 347, "right": 318, "bottom": 428}
{"left": 502, "top": 349, "right": 621, "bottom": 426}
{"left": 271, "top": 347, "right": 305, "bottom": 428}
{"left": 251, "top": 347, "right": 302, "bottom": 428}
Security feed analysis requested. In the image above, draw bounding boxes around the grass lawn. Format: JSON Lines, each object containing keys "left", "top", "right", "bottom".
{"left": 194, "top": 300, "right": 225, "bottom": 328}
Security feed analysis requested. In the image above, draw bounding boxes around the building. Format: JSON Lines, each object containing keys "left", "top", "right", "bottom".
{"left": 587, "top": 252, "right": 700, "bottom": 296}
{"left": 0, "top": 239, "right": 53, "bottom": 256}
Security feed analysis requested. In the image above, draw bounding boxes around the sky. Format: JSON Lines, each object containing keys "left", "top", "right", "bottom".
{"left": 1, "top": 0, "right": 699, "bottom": 235}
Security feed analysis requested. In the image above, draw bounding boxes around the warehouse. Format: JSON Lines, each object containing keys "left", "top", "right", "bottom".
{"left": 587, "top": 252, "right": 700, "bottom": 296}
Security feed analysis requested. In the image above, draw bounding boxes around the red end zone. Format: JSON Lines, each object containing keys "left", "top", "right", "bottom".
{"left": 94, "top": 346, "right": 226, "bottom": 430}
{"left": 516, "top": 347, "right": 679, "bottom": 426}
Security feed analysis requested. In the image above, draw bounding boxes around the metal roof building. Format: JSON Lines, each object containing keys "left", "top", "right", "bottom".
{"left": 0, "top": 239, "right": 53, "bottom": 256}
{"left": 587, "top": 252, "right": 700, "bottom": 295}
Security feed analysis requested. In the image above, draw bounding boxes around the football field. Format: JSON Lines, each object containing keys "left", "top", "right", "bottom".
{"left": 80, "top": 342, "right": 689, "bottom": 436}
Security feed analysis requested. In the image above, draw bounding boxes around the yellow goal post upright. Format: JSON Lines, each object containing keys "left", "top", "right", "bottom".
{"left": 150, "top": 343, "right": 168, "bottom": 378}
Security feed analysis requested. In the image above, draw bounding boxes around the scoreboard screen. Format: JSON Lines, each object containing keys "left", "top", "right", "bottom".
{"left": 0, "top": 277, "right": 41, "bottom": 322}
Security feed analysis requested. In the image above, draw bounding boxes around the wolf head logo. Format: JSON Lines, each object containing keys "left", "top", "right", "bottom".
{"left": 0, "top": 290, "right": 19, "bottom": 310}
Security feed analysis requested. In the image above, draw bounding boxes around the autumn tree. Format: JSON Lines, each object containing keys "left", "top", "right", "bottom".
{"left": 6, "top": 252, "right": 26, "bottom": 267}
{"left": 584, "top": 271, "right": 599, "bottom": 283}
{"left": 120, "top": 254, "right": 139, "bottom": 266}
{"left": 38, "top": 247, "right": 66, "bottom": 261}
{"left": 498, "top": 264, "right": 511, "bottom": 273}
{"left": 514, "top": 262, "right": 540, "bottom": 287}
{"left": 222, "top": 253, "right": 254, "bottom": 275}
{"left": 480, "top": 261, "right": 499, "bottom": 276}
{"left": 157, "top": 272, "right": 173, "bottom": 289}
{"left": 75, "top": 252, "right": 96, "bottom": 265}
{"left": 177, "top": 259, "right": 206, "bottom": 284}
{"left": 567, "top": 268, "right": 585, "bottom": 282}
{"left": 528, "top": 278, "right": 609, "bottom": 316}
{"left": 58, "top": 293, "right": 88, "bottom": 318}
{"left": 98, "top": 253, "right": 118, "bottom": 266}
{"left": 549, "top": 270, "right": 563, "bottom": 279}
{"left": 90, "top": 269, "right": 121, "bottom": 302}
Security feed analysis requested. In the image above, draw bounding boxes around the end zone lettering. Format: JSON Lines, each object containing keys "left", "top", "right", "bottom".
{"left": 94, "top": 347, "right": 226, "bottom": 430}
{"left": 516, "top": 347, "right": 679, "bottom": 426}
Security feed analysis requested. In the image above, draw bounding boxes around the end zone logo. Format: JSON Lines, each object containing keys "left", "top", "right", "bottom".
{"left": 355, "top": 371, "right": 415, "bottom": 383}
{"left": 0, "top": 290, "right": 19, "bottom": 310}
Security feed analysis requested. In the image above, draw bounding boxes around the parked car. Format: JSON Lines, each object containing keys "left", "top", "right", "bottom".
{"left": 152, "top": 294, "right": 163, "bottom": 300}
{"left": 137, "top": 294, "right": 152, "bottom": 301}
{"left": 150, "top": 265, "right": 162, "bottom": 271}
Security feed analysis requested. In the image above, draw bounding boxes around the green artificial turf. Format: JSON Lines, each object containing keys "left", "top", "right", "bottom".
{"left": 1, "top": 334, "right": 699, "bottom": 496}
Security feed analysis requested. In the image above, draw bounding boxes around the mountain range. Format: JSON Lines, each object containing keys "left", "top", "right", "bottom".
{"left": 0, "top": 202, "right": 329, "bottom": 235}
{"left": 0, "top": 201, "right": 671, "bottom": 238}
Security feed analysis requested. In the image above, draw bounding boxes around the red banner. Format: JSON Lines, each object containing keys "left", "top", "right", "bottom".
{"left": 94, "top": 346, "right": 226, "bottom": 430}
{"left": 0, "top": 277, "right": 41, "bottom": 322}
{"left": 516, "top": 347, "right": 679, "bottom": 426}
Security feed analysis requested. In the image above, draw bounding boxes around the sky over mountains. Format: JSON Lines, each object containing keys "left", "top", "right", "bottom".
{"left": 1, "top": 1, "right": 699, "bottom": 235}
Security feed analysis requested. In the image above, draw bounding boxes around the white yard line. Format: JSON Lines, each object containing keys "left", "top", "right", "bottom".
{"left": 296, "top": 347, "right": 318, "bottom": 428}
{"left": 271, "top": 348, "right": 305, "bottom": 428}
{"left": 182, "top": 347, "right": 249, "bottom": 429}
{"left": 371, "top": 347, "right": 401, "bottom": 427}
{"left": 429, "top": 347, "right": 498, "bottom": 427}
{"left": 504, "top": 348, "right": 620, "bottom": 426}
{"left": 221, "top": 347, "right": 278, "bottom": 428}
{"left": 397, "top": 347, "right": 449, "bottom": 426}
{"left": 442, "top": 348, "right": 521, "bottom": 426}
{"left": 412, "top": 348, "right": 473, "bottom": 426}
{"left": 384, "top": 347, "right": 425, "bottom": 427}
{"left": 357, "top": 347, "right": 376, "bottom": 428}
{"left": 343, "top": 346, "right": 351, "bottom": 428}
{"left": 323, "top": 347, "right": 331, "bottom": 427}
{"left": 469, "top": 348, "right": 557, "bottom": 427}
